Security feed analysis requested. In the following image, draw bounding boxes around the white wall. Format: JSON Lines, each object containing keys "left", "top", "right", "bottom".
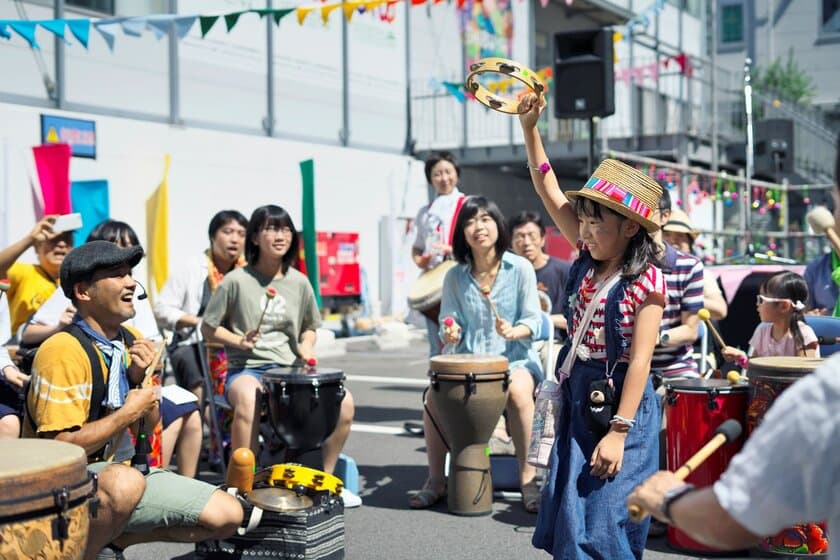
{"left": 0, "top": 101, "right": 429, "bottom": 309}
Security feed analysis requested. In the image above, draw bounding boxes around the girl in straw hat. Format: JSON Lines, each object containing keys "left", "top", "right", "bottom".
{"left": 518, "top": 92, "right": 666, "bottom": 559}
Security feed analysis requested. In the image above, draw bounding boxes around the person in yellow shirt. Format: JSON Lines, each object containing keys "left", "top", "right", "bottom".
{"left": 0, "top": 215, "right": 75, "bottom": 335}
{"left": 24, "top": 241, "right": 242, "bottom": 560}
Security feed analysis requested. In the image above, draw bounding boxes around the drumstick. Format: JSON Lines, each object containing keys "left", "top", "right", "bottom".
{"left": 480, "top": 285, "right": 502, "bottom": 322}
{"left": 726, "top": 370, "right": 748, "bottom": 384}
{"left": 697, "top": 309, "right": 726, "bottom": 348}
{"left": 807, "top": 207, "right": 840, "bottom": 259}
{"left": 142, "top": 341, "right": 167, "bottom": 387}
{"left": 306, "top": 357, "right": 317, "bottom": 367}
{"left": 628, "top": 419, "right": 742, "bottom": 523}
{"left": 255, "top": 287, "right": 278, "bottom": 333}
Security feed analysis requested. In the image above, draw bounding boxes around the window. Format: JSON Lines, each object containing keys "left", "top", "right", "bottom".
{"left": 66, "top": 0, "right": 115, "bottom": 14}
{"left": 823, "top": 0, "right": 840, "bottom": 34}
{"left": 720, "top": 2, "right": 744, "bottom": 44}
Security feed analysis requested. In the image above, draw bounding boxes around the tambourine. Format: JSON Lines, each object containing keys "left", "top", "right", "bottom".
{"left": 256, "top": 463, "right": 345, "bottom": 496}
{"left": 465, "top": 57, "right": 546, "bottom": 114}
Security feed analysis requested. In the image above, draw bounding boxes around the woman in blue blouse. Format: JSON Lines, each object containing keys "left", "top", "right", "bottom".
{"left": 409, "top": 196, "right": 544, "bottom": 513}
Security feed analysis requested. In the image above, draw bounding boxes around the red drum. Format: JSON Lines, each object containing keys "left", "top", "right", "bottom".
{"left": 664, "top": 379, "right": 749, "bottom": 554}
{"left": 748, "top": 357, "right": 829, "bottom": 557}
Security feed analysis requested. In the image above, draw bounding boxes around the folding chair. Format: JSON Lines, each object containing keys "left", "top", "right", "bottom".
{"left": 804, "top": 315, "right": 840, "bottom": 357}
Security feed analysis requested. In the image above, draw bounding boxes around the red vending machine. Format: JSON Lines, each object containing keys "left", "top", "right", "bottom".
{"left": 297, "top": 232, "right": 362, "bottom": 309}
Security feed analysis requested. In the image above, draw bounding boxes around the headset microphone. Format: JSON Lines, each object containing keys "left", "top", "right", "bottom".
{"left": 135, "top": 280, "right": 149, "bottom": 300}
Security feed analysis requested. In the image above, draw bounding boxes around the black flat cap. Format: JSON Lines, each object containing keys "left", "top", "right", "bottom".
{"left": 60, "top": 240, "right": 144, "bottom": 298}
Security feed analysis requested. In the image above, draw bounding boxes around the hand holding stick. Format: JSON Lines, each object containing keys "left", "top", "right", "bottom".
{"left": 142, "top": 341, "right": 167, "bottom": 387}
{"left": 480, "top": 285, "right": 502, "bottom": 322}
{"left": 255, "top": 287, "right": 278, "bottom": 333}
{"left": 697, "top": 308, "right": 726, "bottom": 348}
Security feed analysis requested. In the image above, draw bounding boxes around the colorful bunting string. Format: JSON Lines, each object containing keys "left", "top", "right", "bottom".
{"left": 0, "top": 1, "right": 442, "bottom": 52}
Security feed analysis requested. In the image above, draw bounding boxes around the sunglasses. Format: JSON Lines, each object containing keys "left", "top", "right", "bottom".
{"left": 756, "top": 294, "right": 790, "bottom": 305}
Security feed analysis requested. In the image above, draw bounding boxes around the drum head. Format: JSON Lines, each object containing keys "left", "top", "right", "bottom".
{"left": 665, "top": 378, "right": 748, "bottom": 393}
{"left": 407, "top": 260, "right": 457, "bottom": 309}
{"left": 263, "top": 367, "right": 345, "bottom": 383}
{"left": 747, "top": 356, "right": 823, "bottom": 372}
{"left": 429, "top": 353, "right": 509, "bottom": 375}
{"left": 0, "top": 440, "right": 90, "bottom": 517}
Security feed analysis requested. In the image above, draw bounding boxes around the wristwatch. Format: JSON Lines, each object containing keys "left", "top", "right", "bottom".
{"left": 662, "top": 483, "right": 696, "bottom": 523}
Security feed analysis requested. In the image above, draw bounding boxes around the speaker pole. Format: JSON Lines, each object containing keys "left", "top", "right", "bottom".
{"left": 588, "top": 117, "right": 596, "bottom": 173}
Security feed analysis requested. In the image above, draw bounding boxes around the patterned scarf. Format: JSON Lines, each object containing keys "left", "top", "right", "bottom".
{"left": 206, "top": 249, "right": 246, "bottom": 293}
{"left": 72, "top": 316, "right": 129, "bottom": 409}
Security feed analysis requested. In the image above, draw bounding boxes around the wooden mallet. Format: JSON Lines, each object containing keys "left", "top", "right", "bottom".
{"left": 807, "top": 206, "right": 840, "bottom": 257}
{"left": 697, "top": 308, "right": 726, "bottom": 348}
{"left": 480, "top": 285, "right": 502, "bottom": 322}
{"left": 628, "top": 419, "right": 743, "bottom": 522}
{"left": 254, "top": 287, "right": 278, "bottom": 333}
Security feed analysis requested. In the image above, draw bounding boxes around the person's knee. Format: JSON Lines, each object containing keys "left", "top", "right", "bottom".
{"left": 339, "top": 391, "right": 355, "bottom": 423}
{"left": 97, "top": 464, "right": 145, "bottom": 517}
{"left": 198, "top": 490, "right": 243, "bottom": 538}
{"left": 0, "top": 415, "right": 21, "bottom": 438}
{"left": 229, "top": 378, "right": 261, "bottom": 416}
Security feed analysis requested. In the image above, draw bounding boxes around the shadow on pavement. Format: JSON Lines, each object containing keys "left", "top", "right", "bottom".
{"left": 354, "top": 404, "right": 422, "bottom": 424}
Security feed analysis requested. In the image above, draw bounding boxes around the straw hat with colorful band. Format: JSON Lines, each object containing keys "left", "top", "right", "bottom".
{"left": 662, "top": 208, "right": 698, "bottom": 239}
{"left": 566, "top": 159, "right": 663, "bottom": 233}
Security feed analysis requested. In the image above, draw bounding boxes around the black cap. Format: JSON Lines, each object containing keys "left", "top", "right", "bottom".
{"left": 60, "top": 240, "right": 144, "bottom": 299}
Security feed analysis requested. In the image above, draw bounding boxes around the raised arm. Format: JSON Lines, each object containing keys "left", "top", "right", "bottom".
{"left": 0, "top": 216, "right": 57, "bottom": 277}
{"left": 517, "top": 94, "right": 579, "bottom": 244}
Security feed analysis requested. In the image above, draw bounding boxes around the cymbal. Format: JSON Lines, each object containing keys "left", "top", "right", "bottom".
{"left": 247, "top": 487, "right": 313, "bottom": 512}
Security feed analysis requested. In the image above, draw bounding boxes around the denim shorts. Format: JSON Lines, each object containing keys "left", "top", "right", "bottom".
{"left": 224, "top": 364, "right": 276, "bottom": 395}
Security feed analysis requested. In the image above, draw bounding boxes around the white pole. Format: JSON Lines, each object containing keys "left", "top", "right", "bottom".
{"left": 744, "top": 57, "right": 754, "bottom": 254}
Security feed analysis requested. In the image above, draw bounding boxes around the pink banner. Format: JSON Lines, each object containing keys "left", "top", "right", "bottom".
{"left": 32, "top": 143, "right": 72, "bottom": 215}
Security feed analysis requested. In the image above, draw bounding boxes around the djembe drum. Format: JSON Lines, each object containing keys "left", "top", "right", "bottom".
{"left": 407, "top": 260, "right": 457, "bottom": 323}
{"left": 428, "top": 354, "right": 510, "bottom": 516}
{"left": 0, "top": 439, "right": 98, "bottom": 560}
{"left": 664, "top": 379, "right": 749, "bottom": 553}
{"left": 748, "top": 356, "right": 829, "bottom": 557}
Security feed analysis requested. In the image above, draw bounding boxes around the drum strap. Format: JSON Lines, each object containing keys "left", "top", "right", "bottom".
{"left": 421, "top": 385, "right": 450, "bottom": 452}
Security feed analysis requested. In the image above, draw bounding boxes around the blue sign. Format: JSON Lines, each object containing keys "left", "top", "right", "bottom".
{"left": 40, "top": 114, "right": 97, "bottom": 158}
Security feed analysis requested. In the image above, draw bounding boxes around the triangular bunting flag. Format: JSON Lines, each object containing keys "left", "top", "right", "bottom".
{"left": 38, "top": 19, "right": 66, "bottom": 40}
{"left": 93, "top": 20, "right": 119, "bottom": 51}
{"left": 120, "top": 17, "right": 146, "bottom": 37}
{"left": 224, "top": 11, "right": 244, "bottom": 31}
{"left": 172, "top": 16, "right": 197, "bottom": 37}
{"left": 66, "top": 19, "right": 89, "bottom": 47}
{"left": 271, "top": 9, "right": 295, "bottom": 24}
{"left": 8, "top": 21, "right": 39, "bottom": 48}
{"left": 321, "top": 2, "right": 343, "bottom": 24}
{"left": 146, "top": 17, "right": 168, "bottom": 40}
{"left": 199, "top": 15, "right": 219, "bottom": 37}
{"left": 296, "top": 6, "right": 316, "bottom": 25}
{"left": 0, "top": 22, "right": 11, "bottom": 40}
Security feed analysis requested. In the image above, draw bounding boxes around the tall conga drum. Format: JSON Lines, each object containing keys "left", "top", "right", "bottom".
{"left": 428, "top": 354, "right": 509, "bottom": 516}
{"left": 407, "top": 260, "right": 457, "bottom": 323}
{"left": 0, "top": 439, "right": 98, "bottom": 560}
{"left": 748, "top": 357, "right": 829, "bottom": 557}
{"left": 664, "top": 379, "right": 749, "bottom": 554}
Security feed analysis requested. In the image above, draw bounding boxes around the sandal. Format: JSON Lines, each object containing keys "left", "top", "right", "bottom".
{"left": 521, "top": 480, "right": 541, "bottom": 514}
{"left": 409, "top": 481, "right": 446, "bottom": 509}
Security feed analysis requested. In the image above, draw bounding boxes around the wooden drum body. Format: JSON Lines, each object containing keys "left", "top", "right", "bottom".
{"left": 262, "top": 367, "right": 346, "bottom": 456}
{"left": 428, "top": 354, "right": 509, "bottom": 516}
{"left": 407, "top": 261, "right": 457, "bottom": 323}
{"left": 747, "top": 357, "right": 829, "bottom": 557}
{"left": 0, "top": 439, "right": 97, "bottom": 560}
{"left": 664, "top": 379, "right": 748, "bottom": 554}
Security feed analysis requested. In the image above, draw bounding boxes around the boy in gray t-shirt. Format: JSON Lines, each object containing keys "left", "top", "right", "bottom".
{"left": 202, "top": 265, "right": 321, "bottom": 370}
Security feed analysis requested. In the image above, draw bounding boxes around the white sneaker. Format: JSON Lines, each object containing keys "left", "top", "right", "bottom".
{"left": 341, "top": 488, "right": 362, "bottom": 508}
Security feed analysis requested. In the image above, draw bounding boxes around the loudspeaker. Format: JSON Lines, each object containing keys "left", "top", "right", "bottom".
{"left": 753, "top": 118, "right": 794, "bottom": 180}
{"left": 553, "top": 29, "right": 614, "bottom": 119}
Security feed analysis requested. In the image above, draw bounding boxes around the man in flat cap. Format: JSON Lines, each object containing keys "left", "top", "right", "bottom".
{"left": 23, "top": 241, "right": 242, "bottom": 560}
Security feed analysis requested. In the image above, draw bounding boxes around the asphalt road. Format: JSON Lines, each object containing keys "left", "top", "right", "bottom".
{"left": 123, "top": 332, "right": 766, "bottom": 560}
